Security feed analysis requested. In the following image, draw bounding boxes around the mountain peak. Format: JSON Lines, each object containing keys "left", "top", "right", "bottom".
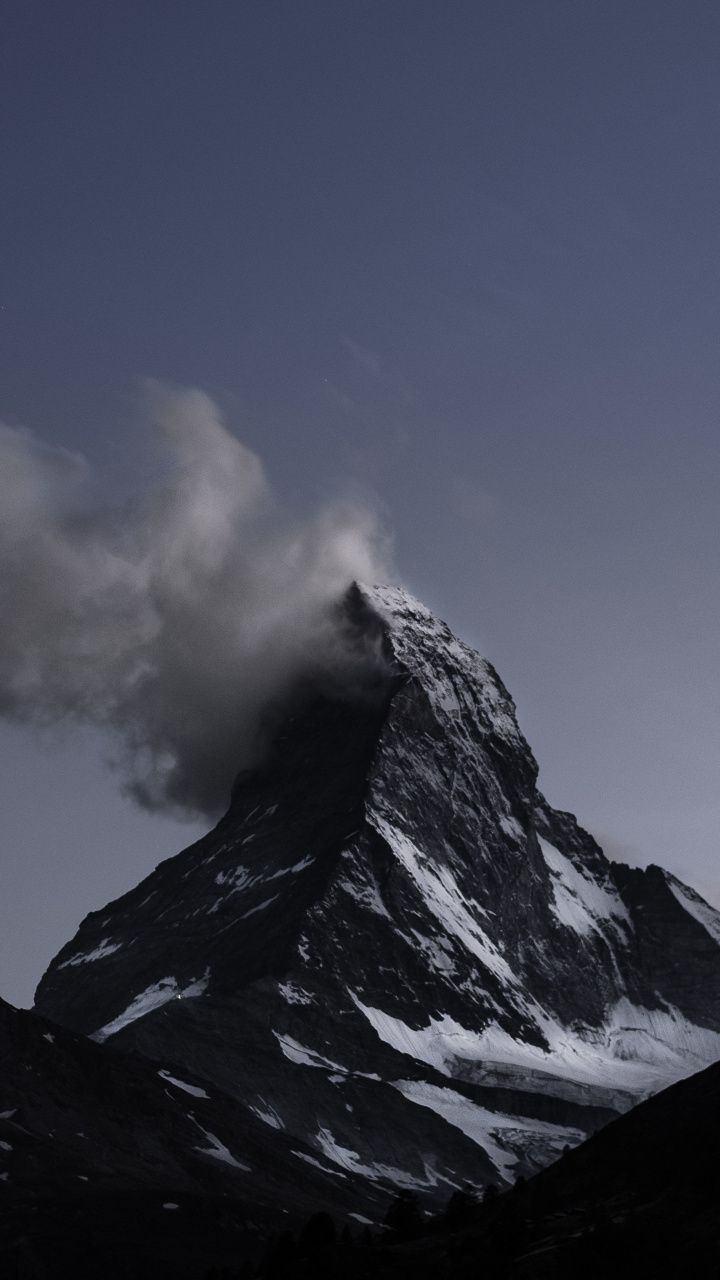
{"left": 33, "top": 584, "right": 720, "bottom": 1198}
{"left": 356, "top": 581, "right": 529, "bottom": 750}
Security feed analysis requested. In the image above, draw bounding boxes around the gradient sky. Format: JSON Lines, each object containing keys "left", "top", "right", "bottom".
{"left": 2, "top": 0, "right": 720, "bottom": 1008}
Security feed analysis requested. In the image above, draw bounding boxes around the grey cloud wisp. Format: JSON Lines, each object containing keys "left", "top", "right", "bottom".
{"left": 0, "top": 385, "right": 389, "bottom": 817}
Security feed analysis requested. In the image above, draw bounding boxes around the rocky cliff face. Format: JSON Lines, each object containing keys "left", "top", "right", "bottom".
{"left": 34, "top": 584, "right": 720, "bottom": 1199}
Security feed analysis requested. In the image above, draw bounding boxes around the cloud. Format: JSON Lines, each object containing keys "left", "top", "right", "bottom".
{"left": 0, "top": 384, "right": 391, "bottom": 817}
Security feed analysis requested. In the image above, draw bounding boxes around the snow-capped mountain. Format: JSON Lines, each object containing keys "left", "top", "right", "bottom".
{"left": 34, "top": 584, "right": 720, "bottom": 1198}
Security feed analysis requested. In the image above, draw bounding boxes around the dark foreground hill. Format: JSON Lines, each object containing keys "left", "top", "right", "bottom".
{"left": 0, "top": 997, "right": 387, "bottom": 1279}
{"left": 365, "top": 1051, "right": 720, "bottom": 1280}
{"left": 4, "top": 990, "right": 718, "bottom": 1280}
{"left": 4, "top": 583, "right": 720, "bottom": 1276}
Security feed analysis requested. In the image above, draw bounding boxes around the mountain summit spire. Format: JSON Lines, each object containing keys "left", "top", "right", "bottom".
{"left": 35, "top": 584, "right": 720, "bottom": 1194}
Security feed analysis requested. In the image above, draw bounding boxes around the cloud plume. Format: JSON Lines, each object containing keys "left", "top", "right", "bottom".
{"left": 0, "top": 385, "right": 390, "bottom": 816}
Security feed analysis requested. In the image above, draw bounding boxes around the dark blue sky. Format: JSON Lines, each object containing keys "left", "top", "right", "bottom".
{"left": 2, "top": 1, "right": 720, "bottom": 1005}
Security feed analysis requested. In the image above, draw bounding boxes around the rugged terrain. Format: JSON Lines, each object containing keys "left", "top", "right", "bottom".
{"left": 370, "top": 1051, "right": 720, "bottom": 1279}
{"left": 30, "top": 582, "right": 720, "bottom": 1212}
{"left": 0, "top": 996, "right": 388, "bottom": 1277}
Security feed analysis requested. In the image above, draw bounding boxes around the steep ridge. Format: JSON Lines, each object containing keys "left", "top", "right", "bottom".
{"left": 34, "top": 584, "right": 720, "bottom": 1199}
{"left": 0, "top": 996, "right": 389, "bottom": 1278}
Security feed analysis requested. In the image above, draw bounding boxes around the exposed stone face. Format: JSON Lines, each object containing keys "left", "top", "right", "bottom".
{"left": 34, "top": 583, "right": 720, "bottom": 1198}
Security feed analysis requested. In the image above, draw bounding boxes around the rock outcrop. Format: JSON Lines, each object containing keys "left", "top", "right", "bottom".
{"left": 33, "top": 584, "right": 720, "bottom": 1198}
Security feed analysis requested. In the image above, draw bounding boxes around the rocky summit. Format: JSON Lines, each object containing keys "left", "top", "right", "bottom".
{"left": 31, "top": 584, "right": 720, "bottom": 1209}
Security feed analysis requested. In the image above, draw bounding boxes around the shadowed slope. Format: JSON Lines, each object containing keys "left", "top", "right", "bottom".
{"left": 33, "top": 584, "right": 720, "bottom": 1201}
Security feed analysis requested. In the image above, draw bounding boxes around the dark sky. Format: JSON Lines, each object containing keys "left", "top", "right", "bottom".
{"left": 2, "top": 1, "right": 720, "bottom": 1007}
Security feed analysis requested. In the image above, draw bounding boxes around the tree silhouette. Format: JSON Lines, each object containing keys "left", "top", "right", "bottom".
{"left": 445, "top": 1182, "right": 479, "bottom": 1226}
{"left": 298, "top": 1211, "right": 337, "bottom": 1254}
{"left": 262, "top": 1229, "right": 296, "bottom": 1277}
{"left": 384, "top": 1188, "right": 423, "bottom": 1237}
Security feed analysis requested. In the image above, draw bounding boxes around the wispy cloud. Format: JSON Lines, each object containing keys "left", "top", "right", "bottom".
{"left": 0, "top": 383, "right": 390, "bottom": 818}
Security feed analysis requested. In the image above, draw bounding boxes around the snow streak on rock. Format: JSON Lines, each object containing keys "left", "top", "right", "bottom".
{"left": 34, "top": 583, "right": 720, "bottom": 1202}
{"left": 58, "top": 939, "right": 123, "bottom": 968}
{"left": 539, "top": 837, "right": 630, "bottom": 938}
{"left": 393, "top": 1080, "right": 585, "bottom": 1179}
{"left": 664, "top": 872, "right": 720, "bottom": 945}
{"left": 92, "top": 970, "right": 209, "bottom": 1042}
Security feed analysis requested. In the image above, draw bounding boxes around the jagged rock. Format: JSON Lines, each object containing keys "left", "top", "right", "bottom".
{"left": 33, "top": 584, "right": 720, "bottom": 1201}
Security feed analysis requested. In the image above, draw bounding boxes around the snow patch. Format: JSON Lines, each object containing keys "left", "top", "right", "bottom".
{"left": 371, "top": 815, "right": 516, "bottom": 985}
{"left": 158, "top": 1070, "right": 209, "bottom": 1099}
{"left": 394, "top": 1080, "right": 584, "bottom": 1179}
{"left": 214, "top": 866, "right": 252, "bottom": 892}
{"left": 408, "top": 929, "right": 456, "bottom": 975}
{"left": 240, "top": 895, "right": 279, "bottom": 919}
{"left": 337, "top": 873, "right": 391, "bottom": 919}
{"left": 274, "top": 1032, "right": 347, "bottom": 1073}
{"left": 59, "top": 938, "right": 122, "bottom": 968}
{"left": 92, "top": 969, "right": 210, "bottom": 1041}
{"left": 192, "top": 1121, "right": 249, "bottom": 1171}
{"left": 278, "top": 981, "right": 314, "bottom": 1005}
{"left": 351, "top": 993, "right": 451, "bottom": 1073}
{"left": 499, "top": 815, "right": 525, "bottom": 842}
{"left": 363, "top": 584, "right": 522, "bottom": 743}
{"left": 249, "top": 1102, "right": 284, "bottom": 1130}
{"left": 539, "top": 838, "right": 630, "bottom": 938}
{"left": 293, "top": 1150, "right": 348, "bottom": 1178}
{"left": 315, "top": 1127, "right": 446, "bottom": 1190}
{"left": 352, "top": 992, "right": 720, "bottom": 1096}
{"left": 665, "top": 874, "right": 720, "bottom": 946}
{"left": 289, "top": 855, "right": 315, "bottom": 873}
